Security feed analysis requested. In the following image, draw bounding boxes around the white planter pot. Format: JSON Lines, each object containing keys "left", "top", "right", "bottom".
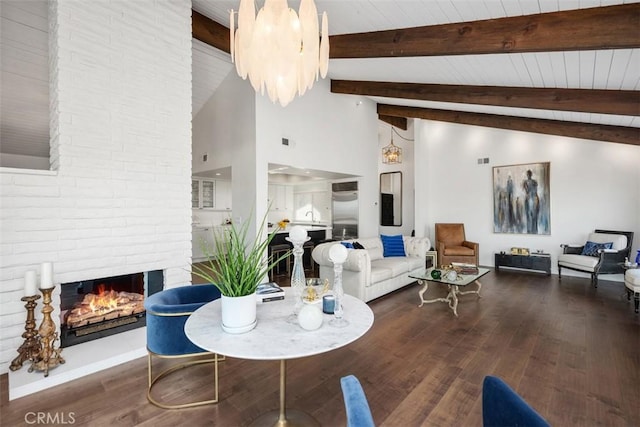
{"left": 221, "top": 293, "right": 257, "bottom": 334}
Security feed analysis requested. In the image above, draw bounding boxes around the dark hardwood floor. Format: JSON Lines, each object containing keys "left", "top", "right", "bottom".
{"left": 2, "top": 270, "right": 639, "bottom": 426}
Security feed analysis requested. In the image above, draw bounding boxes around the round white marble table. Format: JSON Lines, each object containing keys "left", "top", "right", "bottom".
{"left": 185, "top": 287, "right": 374, "bottom": 427}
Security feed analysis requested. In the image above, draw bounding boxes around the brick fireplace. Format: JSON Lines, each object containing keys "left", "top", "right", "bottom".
{"left": 59, "top": 271, "right": 163, "bottom": 348}
{"left": 2, "top": 0, "right": 193, "bottom": 400}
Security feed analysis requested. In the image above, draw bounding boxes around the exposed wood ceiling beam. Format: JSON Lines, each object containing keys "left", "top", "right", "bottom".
{"left": 377, "top": 104, "right": 639, "bottom": 146}
{"left": 378, "top": 115, "right": 407, "bottom": 130}
{"left": 193, "top": 10, "right": 230, "bottom": 54}
{"left": 332, "top": 80, "right": 640, "bottom": 116}
{"left": 330, "top": 4, "right": 640, "bottom": 58}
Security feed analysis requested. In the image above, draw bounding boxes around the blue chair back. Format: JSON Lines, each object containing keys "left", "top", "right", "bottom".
{"left": 340, "top": 375, "right": 375, "bottom": 427}
{"left": 482, "top": 376, "right": 550, "bottom": 427}
{"left": 145, "top": 284, "right": 221, "bottom": 356}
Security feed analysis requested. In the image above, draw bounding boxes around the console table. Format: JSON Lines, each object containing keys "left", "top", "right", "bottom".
{"left": 495, "top": 253, "right": 551, "bottom": 275}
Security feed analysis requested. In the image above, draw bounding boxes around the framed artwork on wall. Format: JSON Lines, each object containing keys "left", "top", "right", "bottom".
{"left": 493, "top": 162, "right": 551, "bottom": 235}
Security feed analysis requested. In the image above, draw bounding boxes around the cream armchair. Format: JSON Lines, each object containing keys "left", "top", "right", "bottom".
{"left": 558, "top": 229, "right": 634, "bottom": 287}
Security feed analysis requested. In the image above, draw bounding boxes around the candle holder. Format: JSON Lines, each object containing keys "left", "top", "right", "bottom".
{"left": 9, "top": 295, "right": 42, "bottom": 371}
{"left": 29, "top": 287, "right": 65, "bottom": 377}
{"left": 329, "top": 244, "right": 349, "bottom": 328}
{"left": 285, "top": 226, "right": 310, "bottom": 324}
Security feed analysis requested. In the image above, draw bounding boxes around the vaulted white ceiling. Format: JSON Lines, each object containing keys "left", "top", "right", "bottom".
{"left": 2, "top": 1, "right": 638, "bottom": 165}
{"left": 191, "top": 0, "right": 640, "bottom": 128}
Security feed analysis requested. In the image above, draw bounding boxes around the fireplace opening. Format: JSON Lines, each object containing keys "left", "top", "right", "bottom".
{"left": 60, "top": 270, "right": 163, "bottom": 348}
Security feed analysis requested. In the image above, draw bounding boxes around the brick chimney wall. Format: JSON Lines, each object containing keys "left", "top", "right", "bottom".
{"left": 0, "top": 0, "right": 193, "bottom": 374}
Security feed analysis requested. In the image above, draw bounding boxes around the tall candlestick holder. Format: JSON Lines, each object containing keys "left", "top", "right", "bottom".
{"left": 29, "top": 287, "right": 65, "bottom": 377}
{"left": 10, "top": 295, "right": 42, "bottom": 371}
{"left": 329, "top": 244, "right": 349, "bottom": 328}
{"left": 285, "top": 226, "right": 309, "bottom": 324}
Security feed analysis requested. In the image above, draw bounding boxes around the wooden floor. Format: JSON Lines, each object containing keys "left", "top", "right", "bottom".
{"left": 2, "top": 270, "right": 639, "bottom": 426}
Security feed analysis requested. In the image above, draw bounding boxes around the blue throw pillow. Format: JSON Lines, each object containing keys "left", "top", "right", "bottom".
{"left": 581, "top": 241, "right": 613, "bottom": 257}
{"left": 380, "top": 234, "right": 406, "bottom": 257}
{"left": 340, "top": 242, "right": 354, "bottom": 249}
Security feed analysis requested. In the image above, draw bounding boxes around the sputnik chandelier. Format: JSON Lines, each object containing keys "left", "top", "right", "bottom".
{"left": 230, "top": 0, "right": 329, "bottom": 107}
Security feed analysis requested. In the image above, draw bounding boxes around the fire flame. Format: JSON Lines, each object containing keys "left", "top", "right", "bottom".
{"left": 88, "top": 284, "right": 119, "bottom": 314}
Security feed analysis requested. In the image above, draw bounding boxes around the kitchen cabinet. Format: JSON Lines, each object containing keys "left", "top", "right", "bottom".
{"left": 192, "top": 227, "right": 214, "bottom": 261}
{"left": 215, "top": 180, "right": 232, "bottom": 211}
{"left": 268, "top": 184, "right": 292, "bottom": 211}
{"left": 193, "top": 226, "right": 230, "bottom": 261}
{"left": 192, "top": 179, "right": 215, "bottom": 209}
{"left": 293, "top": 191, "right": 331, "bottom": 222}
{"left": 192, "top": 178, "right": 232, "bottom": 211}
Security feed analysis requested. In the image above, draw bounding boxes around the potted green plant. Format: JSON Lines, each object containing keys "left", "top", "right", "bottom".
{"left": 192, "top": 212, "right": 289, "bottom": 333}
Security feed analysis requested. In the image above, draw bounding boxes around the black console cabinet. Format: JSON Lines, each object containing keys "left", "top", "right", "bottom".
{"left": 495, "top": 253, "right": 551, "bottom": 275}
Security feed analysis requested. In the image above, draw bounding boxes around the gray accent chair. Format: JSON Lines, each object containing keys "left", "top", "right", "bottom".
{"left": 558, "top": 229, "right": 634, "bottom": 287}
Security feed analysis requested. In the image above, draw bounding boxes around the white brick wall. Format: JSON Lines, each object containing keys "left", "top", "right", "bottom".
{"left": 0, "top": 0, "right": 193, "bottom": 374}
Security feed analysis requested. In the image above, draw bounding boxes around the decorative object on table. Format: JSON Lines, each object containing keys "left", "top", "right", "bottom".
{"left": 430, "top": 269, "right": 442, "bottom": 280}
{"left": 493, "top": 162, "right": 551, "bottom": 235}
{"left": 30, "top": 270, "right": 65, "bottom": 377}
{"left": 451, "top": 262, "right": 480, "bottom": 275}
{"left": 229, "top": 0, "right": 329, "bottom": 107}
{"left": 322, "top": 295, "right": 335, "bottom": 314}
{"left": 286, "top": 225, "right": 310, "bottom": 323}
{"left": 636, "top": 249, "right": 640, "bottom": 265}
{"left": 256, "top": 282, "right": 285, "bottom": 303}
{"left": 444, "top": 269, "right": 458, "bottom": 281}
{"left": 329, "top": 243, "right": 349, "bottom": 327}
{"left": 145, "top": 285, "right": 223, "bottom": 408}
{"left": 558, "top": 229, "right": 634, "bottom": 288}
{"left": 10, "top": 270, "right": 41, "bottom": 371}
{"left": 192, "top": 210, "right": 288, "bottom": 334}
{"left": 303, "top": 278, "right": 329, "bottom": 303}
{"left": 297, "top": 303, "right": 323, "bottom": 331}
{"left": 277, "top": 218, "right": 290, "bottom": 229}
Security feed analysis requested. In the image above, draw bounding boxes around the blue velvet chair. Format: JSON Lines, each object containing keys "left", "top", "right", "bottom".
{"left": 340, "top": 375, "right": 375, "bottom": 427}
{"left": 482, "top": 376, "right": 550, "bottom": 427}
{"left": 145, "top": 284, "right": 222, "bottom": 409}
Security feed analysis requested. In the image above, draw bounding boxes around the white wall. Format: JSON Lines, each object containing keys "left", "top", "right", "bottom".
{"left": 378, "top": 121, "right": 415, "bottom": 237}
{"left": 415, "top": 119, "right": 640, "bottom": 280}
{"left": 255, "top": 78, "right": 379, "bottom": 237}
{"left": 193, "top": 74, "right": 379, "bottom": 239}
{"left": 0, "top": 0, "right": 192, "bottom": 375}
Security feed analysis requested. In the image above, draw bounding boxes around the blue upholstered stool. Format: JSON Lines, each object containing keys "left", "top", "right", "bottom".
{"left": 482, "top": 376, "right": 550, "bottom": 427}
{"left": 145, "top": 284, "right": 222, "bottom": 409}
{"left": 340, "top": 375, "right": 375, "bottom": 427}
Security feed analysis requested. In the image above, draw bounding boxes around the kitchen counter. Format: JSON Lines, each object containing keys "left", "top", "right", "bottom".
{"left": 268, "top": 224, "right": 331, "bottom": 234}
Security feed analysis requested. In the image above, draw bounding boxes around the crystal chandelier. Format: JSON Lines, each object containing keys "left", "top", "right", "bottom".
{"left": 382, "top": 128, "right": 402, "bottom": 164}
{"left": 230, "top": 0, "right": 329, "bottom": 107}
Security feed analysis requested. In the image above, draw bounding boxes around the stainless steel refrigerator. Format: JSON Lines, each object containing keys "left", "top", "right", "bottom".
{"left": 332, "top": 181, "right": 358, "bottom": 240}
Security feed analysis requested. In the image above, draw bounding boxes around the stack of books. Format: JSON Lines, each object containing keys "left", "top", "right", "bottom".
{"left": 257, "top": 282, "right": 285, "bottom": 303}
{"left": 451, "top": 262, "right": 479, "bottom": 275}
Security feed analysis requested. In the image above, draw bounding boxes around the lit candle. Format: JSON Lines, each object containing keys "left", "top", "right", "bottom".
{"left": 24, "top": 270, "right": 37, "bottom": 296}
{"left": 40, "top": 262, "right": 54, "bottom": 289}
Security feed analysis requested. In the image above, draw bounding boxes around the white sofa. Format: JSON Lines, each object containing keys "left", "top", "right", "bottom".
{"left": 311, "top": 236, "right": 431, "bottom": 302}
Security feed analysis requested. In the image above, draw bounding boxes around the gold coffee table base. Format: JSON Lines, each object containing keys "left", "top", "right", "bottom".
{"left": 249, "top": 360, "right": 320, "bottom": 427}
{"left": 250, "top": 409, "right": 320, "bottom": 427}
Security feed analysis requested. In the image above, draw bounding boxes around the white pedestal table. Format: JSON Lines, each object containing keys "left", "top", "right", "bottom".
{"left": 184, "top": 287, "right": 374, "bottom": 427}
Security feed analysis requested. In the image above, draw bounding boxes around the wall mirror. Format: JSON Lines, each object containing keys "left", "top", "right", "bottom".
{"left": 380, "top": 172, "right": 402, "bottom": 226}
